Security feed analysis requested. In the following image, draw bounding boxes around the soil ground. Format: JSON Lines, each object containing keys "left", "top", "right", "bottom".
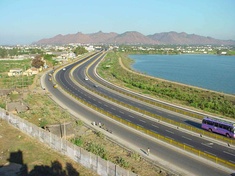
{"left": 0, "top": 119, "right": 98, "bottom": 176}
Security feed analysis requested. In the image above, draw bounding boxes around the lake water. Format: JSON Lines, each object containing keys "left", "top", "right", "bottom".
{"left": 129, "top": 54, "right": 235, "bottom": 95}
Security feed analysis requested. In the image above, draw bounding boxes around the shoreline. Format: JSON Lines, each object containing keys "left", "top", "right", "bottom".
{"left": 127, "top": 54, "right": 235, "bottom": 96}
{"left": 97, "top": 51, "right": 235, "bottom": 118}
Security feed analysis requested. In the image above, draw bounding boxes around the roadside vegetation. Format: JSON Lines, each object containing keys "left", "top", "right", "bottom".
{"left": 70, "top": 129, "right": 166, "bottom": 175}
{"left": 0, "top": 52, "right": 169, "bottom": 176}
{"left": 97, "top": 51, "right": 235, "bottom": 119}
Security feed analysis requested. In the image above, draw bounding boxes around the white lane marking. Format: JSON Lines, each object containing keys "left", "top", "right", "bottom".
{"left": 204, "top": 151, "right": 216, "bottom": 156}
{"left": 183, "top": 143, "right": 194, "bottom": 148}
{"left": 165, "top": 130, "right": 174, "bottom": 134}
{"left": 223, "top": 151, "right": 235, "bottom": 157}
{"left": 104, "top": 104, "right": 108, "bottom": 107}
{"left": 165, "top": 136, "right": 174, "bottom": 140}
{"left": 111, "top": 107, "right": 116, "bottom": 110}
{"left": 229, "top": 160, "right": 235, "bottom": 164}
{"left": 201, "top": 143, "right": 212, "bottom": 148}
{"left": 119, "top": 111, "right": 124, "bottom": 114}
{"left": 150, "top": 129, "right": 158, "bottom": 133}
{"left": 139, "top": 119, "right": 146, "bottom": 123}
{"left": 151, "top": 124, "right": 159, "bottom": 128}
{"left": 129, "top": 115, "right": 135, "bottom": 118}
{"left": 182, "top": 136, "right": 192, "bottom": 141}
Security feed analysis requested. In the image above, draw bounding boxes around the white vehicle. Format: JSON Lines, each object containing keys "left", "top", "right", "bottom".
{"left": 84, "top": 77, "right": 88, "bottom": 80}
{"left": 63, "top": 68, "right": 66, "bottom": 70}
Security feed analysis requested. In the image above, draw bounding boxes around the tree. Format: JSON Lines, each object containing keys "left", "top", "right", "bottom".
{"left": 8, "top": 48, "right": 19, "bottom": 56}
{"left": 73, "top": 46, "right": 88, "bottom": 56}
{"left": 0, "top": 48, "right": 7, "bottom": 58}
{"left": 31, "top": 55, "right": 44, "bottom": 68}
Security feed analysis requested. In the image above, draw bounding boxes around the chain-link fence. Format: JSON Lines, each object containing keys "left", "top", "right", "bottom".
{"left": 0, "top": 108, "right": 136, "bottom": 176}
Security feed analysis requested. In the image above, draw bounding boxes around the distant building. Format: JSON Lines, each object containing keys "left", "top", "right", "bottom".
{"left": 85, "top": 45, "right": 95, "bottom": 52}
{"left": 23, "top": 67, "right": 39, "bottom": 76}
{"left": 221, "top": 51, "right": 227, "bottom": 55}
{"left": 8, "top": 68, "right": 23, "bottom": 77}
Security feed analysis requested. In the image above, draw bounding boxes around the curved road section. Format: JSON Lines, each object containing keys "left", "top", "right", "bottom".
{"left": 44, "top": 52, "right": 234, "bottom": 175}
{"left": 71, "top": 52, "right": 235, "bottom": 163}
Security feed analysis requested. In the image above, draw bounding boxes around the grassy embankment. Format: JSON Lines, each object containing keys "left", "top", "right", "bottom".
{"left": 97, "top": 51, "right": 235, "bottom": 119}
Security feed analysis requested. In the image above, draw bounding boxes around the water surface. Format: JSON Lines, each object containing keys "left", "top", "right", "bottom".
{"left": 129, "top": 54, "right": 235, "bottom": 95}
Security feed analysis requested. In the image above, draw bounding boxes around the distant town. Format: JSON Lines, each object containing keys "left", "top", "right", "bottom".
{"left": 0, "top": 43, "right": 235, "bottom": 61}
{"left": 0, "top": 43, "right": 234, "bottom": 81}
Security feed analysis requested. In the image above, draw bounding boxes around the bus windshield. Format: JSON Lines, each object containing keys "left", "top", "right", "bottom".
{"left": 232, "top": 127, "right": 235, "bottom": 133}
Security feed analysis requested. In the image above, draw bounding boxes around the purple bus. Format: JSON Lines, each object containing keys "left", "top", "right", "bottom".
{"left": 201, "top": 117, "right": 235, "bottom": 138}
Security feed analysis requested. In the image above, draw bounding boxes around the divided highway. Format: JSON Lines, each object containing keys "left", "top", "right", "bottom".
{"left": 46, "top": 52, "right": 234, "bottom": 175}
{"left": 71, "top": 52, "right": 235, "bottom": 162}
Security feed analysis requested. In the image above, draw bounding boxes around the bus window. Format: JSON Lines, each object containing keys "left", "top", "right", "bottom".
{"left": 224, "top": 125, "right": 229, "bottom": 130}
{"left": 208, "top": 121, "right": 213, "bottom": 125}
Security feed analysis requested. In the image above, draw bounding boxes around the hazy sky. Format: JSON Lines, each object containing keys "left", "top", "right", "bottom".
{"left": 0, "top": 0, "right": 235, "bottom": 45}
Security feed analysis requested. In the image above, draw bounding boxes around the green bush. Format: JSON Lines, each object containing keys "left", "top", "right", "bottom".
{"left": 96, "top": 131, "right": 105, "bottom": 139}
{"left": 39, "top": 118, "right": 48, "bottom": 128}
{"left": 130, "top": 152, "right": 141, "bottom": 161}
{"left": 85, "top": 142, "right": 107, "bottom": 160}
{"left": 71, "top": 137, "right": 84, "bottom": 147}
{"left": 115, "top": 156, "right": 129, "bottom": 168}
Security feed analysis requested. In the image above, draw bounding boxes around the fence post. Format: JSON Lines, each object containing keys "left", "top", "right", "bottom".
{"left": 39, "top": 128, "right": 40, "bottom": 141}
{"left": 96, "top": 155, "right": 99, "bottom": 174}
{"left": 50, "top": 132, "right": 52, "bottom": 147}
{"left": 115, "top": 164, "right": 117, "bottom": 176}
{"left": 89, "top": 152, "right": 91, "bottom": 169}
{"left": 106, "top": 160, "right": 109, "bottom": 175}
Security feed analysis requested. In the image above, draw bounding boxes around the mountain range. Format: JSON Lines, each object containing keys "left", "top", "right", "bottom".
{"left": 34, "top": 31, "right": 235, "bottom": 45}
